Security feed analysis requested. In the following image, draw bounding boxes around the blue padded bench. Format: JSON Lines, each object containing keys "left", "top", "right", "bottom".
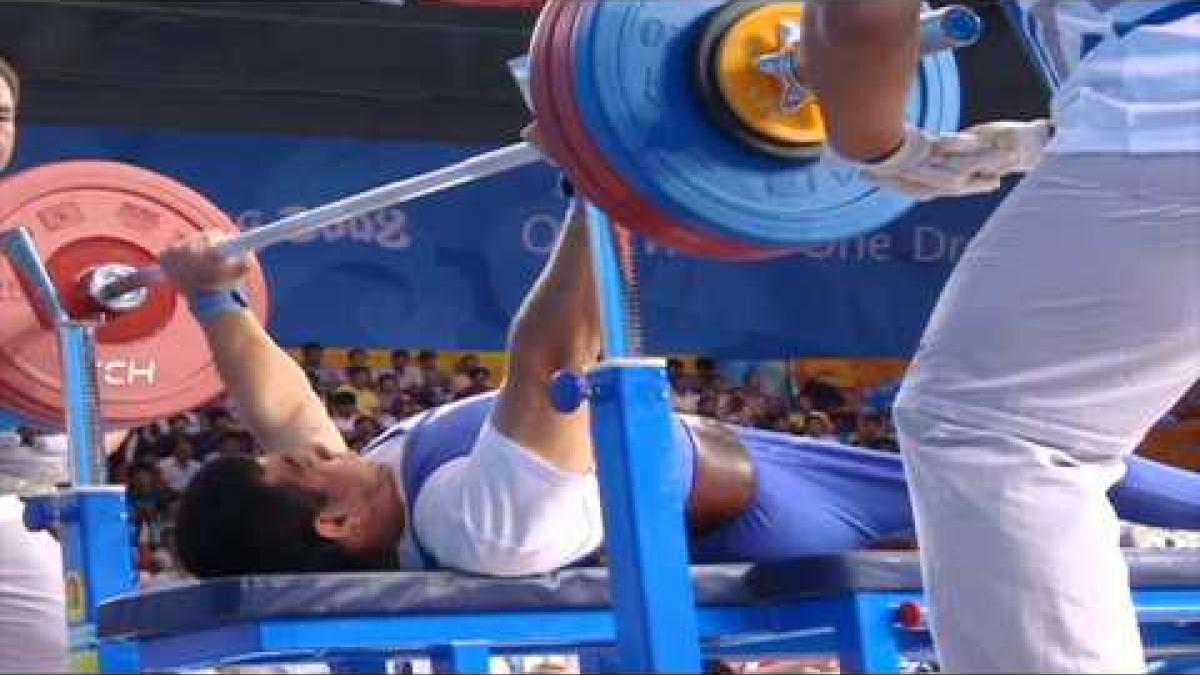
{"left": 97, "top": 564, "right": 790, "bottom": 673}
{"left": 746, "top": 550, "right": 1200, "bottom": 672}
{"left": 748, "top": 549, "right": 1200, "bottom": 597}
{"left": 100, "top": 564, "right": 753, "bottom": 638}
{"left": 96, "top": 551, "right": 1200, "bottom": 673}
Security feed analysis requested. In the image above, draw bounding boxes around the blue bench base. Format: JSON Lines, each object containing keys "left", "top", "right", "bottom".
{"left": 96, "top": 551, "right": 1200, "bottom": 673}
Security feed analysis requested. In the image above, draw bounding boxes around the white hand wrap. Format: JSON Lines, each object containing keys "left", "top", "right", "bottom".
{"left": 843, "top": 120, "right": 1053, "bottom": 201}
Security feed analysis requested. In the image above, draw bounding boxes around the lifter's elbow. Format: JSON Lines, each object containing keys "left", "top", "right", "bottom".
{"left": 506, "top": 325, "right": 599, "bottom": 383}
{"left": 506, "top": 301, "right": 601, "bottom": 378}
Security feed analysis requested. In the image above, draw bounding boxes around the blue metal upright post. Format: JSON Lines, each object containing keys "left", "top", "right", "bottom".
{"left": 431, "top": 642, "right": 492, "bottom": 674}
{"left": 583, "top": 206, "right": 703, "bottom": 673}
{"left": 3, "top": 228, "right": 137, "bottom": 673}
{"left": 25, "top": 485, "right": 138, "bottom": 673}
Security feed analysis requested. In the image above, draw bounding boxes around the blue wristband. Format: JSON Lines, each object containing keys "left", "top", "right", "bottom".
{"left": 188, "top": 286, "right": 249, "bottom": 326}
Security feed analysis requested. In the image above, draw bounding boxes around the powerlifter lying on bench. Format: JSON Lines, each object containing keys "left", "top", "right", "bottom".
{"left": 161, "top": 178, "right": 1200, "bottom": 579}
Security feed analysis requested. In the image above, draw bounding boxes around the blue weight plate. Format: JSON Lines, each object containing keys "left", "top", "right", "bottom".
{"left": 552, "top": 0, "right": 780, "bottom": 259}
{"left": 573, "top": 0, "right": 963, "bottom": 247}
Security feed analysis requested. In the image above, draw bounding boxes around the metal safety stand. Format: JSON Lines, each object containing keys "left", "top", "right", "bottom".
{"left": 1, "top": 227, "right": 138, "bottom": 674}
{"left": 575, "top": 204, "right": 703, "bottom": 672}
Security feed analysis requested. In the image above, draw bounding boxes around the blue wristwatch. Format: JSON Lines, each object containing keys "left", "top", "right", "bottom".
{"left": 188, "top": 286, "right": 250, "bottom": 326}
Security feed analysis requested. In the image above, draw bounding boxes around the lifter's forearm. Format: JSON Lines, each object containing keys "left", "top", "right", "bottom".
{"left": 505, "top": 199, "right": 602, "bottom": 378}
{"left": 202, "top": 311, "right": 347, "bottom": 455}
{"left": 493, "top": 198, "right": 602, "bottom": 474}
{"left": 804, "top": 1, "right": 922, "bottom": 161}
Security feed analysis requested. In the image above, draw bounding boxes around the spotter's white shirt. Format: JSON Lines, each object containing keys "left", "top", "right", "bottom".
{"left": 1013, "top": 0, "right": 1200, "bottom": 153}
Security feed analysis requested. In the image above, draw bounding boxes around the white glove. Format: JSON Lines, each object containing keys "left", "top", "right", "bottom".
{"left": 843, "top": 120, "right": 1053, "bottom": 201}
{"left": 962, "top": 119, "right": 1053, "bottom": 174}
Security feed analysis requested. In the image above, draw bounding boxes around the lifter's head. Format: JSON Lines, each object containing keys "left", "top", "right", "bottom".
{"left": 176, "top": 445, "right": 406, "bottom": 577}
{"left": 0, "top": 56, "right": 19, "bottom": 170}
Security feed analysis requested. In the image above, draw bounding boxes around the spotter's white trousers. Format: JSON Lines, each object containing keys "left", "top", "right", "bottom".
{"left": 894, "top": 152, "right": 1200, "bottom": 673}
{"left": 0, "top": 495, "right": 67, "bottom": 673}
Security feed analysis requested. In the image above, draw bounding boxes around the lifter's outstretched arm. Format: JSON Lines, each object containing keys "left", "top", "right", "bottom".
{"left": 159, "top": 235, "right": 347, "bottom": 456}
{"left": 491, "top": 194, "right": 602, "bottom": 474}
{"left": 803, "top": 0, "right": 922, "bottom": 161}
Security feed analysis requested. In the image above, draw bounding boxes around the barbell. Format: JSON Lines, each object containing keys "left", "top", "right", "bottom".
{"left": 0, "top": 0, "right": 980, "bottom": 428}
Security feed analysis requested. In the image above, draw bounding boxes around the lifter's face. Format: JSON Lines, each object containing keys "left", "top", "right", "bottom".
{"left": 0, "top": 78, "right": 15, "bottom": 170}
{"left": 260, "top": 444, "right": 406, "bottom": 553}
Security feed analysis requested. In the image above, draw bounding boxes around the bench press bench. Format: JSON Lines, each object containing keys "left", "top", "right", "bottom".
{"left": 96, "top": 550, "right": 1200, "bottom": 673}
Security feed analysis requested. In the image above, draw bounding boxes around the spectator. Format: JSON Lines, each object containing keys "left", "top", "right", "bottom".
{"left": 389, "top": 349, "right": 424, "bottom": 390}
{"left": 746, "top": 361, "right": 790, "bottom": 400}
{"left": 849, "top": 411, "right": 899, "bottom": 452}
{"left": 694, "top": 357, "right": 725, "bottom": 390}
{"left": 349, "top": 415, "right": 384, "bottom": 452}
{"left": 719, "top": 392, "right": 753, "bottom": 427}
{"left": 126, "top": 424, "right": 170, "bottom": 463}
{"left": 673, "top": 386, "right": 701, "bottom": 414}
{"left": 346, "top": 347, "right": 372, "bottom": 375}
{"left": 802, "top": 411, "right": 840, "bottom": 442}
{"left": 299, "top": 341, "right": 340, "bottom": 392}
{"left": 455, "top": 353, "right": 482, "bottom": 376}
{"left": 208, "top": 431, "right": 256, "bottom": 461}
{"left": 454, "top": 366, "right": 494, "bottom": 400}
{"left": 106, "top": 434, "right": 132, "bottom": 485}
{"left": 738, "top": 384, "right": 776, "bottom": 429}
{"left": 139, "top": 529, "right": 185, "bottom": 589}
{"left": 383, "top": 390, "right": 425, "bottom": 426}
{"left": 767, "top": 413, "right": 793, "bottom": 433}
{"left": 107, "top": 427, "right": 164, "bottom": 480}
{"left": 188, "top": 407, "right": 239, "bottom": 460}
{"left": 863, "top": 378, "right": 902, "bottom": 418}
{"left": 305, "top": 369, "right": 324, "bottom": 396}
{"left": 133, "top": 503, "right": 166, "bottom": 549}
{"left": 377, "top": 372, "right": 400, "bottom": 415}
{"left": 795, "top": 371, "right": 847, "bottom": 413}
{"left": 417, "top": 350, "right": 452, "bottom": 403}
{"left": 451, "top": 353, "right": 483, "bottom": 396}
{"left": 345, "top": 366, "right": 381, "bottom": 415}
{"left": 667, "top": 358, "right": 702, "bottom": 412}
{"left": 165, "top": 413, "right": 196, "bottom": 438}
{"left": 666, "top": 358, "right": 697, "bottom": 391}
{"left": 329, "top": 389, "right": 360, "bottom": 436}
{"left": 126, "top": 463, "right": 168, "bottom": 545}
{"left": 156, "top": 435, "right": 202, "bottom": 497}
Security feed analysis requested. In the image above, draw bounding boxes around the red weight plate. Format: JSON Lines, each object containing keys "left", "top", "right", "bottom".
{"left": 0, "top": 377, "right": 58, "bottom": 427}
{"left": 537, "top": 2, "right": 636, "bottom": 219}
{"left": 0, "top": 346, "right": 73, "bottom": 427}
{"left": 556, "top": 3, "right": 772, "bottom": 259}
{"left": 545, "top": 0, "right": 779, "bottom": 260}
{"left": 533, "top": 0, "right": 654, "bottom": 247}
{"left": 46, "top": 236, "right": 174, "bottom": 343}
{"left": 0, "top": 160, "right": 270, "bottom": 429}
{"left": 528, "top": 0, "right": 575, "bottom": 168}
{"left": 533, "top": 0, "right": 664, "bottom": 249}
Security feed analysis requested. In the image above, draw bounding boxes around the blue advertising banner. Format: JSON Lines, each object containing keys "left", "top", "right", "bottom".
{"left": 12, "top": 124, "right": 1009, "bottom": 359}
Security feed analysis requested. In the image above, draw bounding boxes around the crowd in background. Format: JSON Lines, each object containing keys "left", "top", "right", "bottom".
{"left": 665, "top": 356, "right": 900, "bottom": 453}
